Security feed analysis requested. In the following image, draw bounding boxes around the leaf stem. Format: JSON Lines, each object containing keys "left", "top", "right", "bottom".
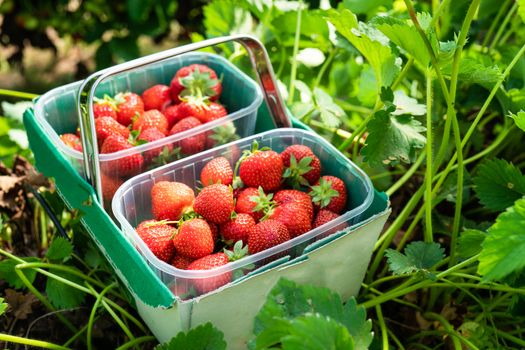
{"left": 87, "top": 282, "right": 116, "bottom": 350}
{"left": 0, "top": 334, "right": 70, "bottom": 350}
{"left": 375, "top": 304, "right": 389, "bottom": 349}
{"left": 313, "top": 47, "right": 337, "bottom": 88}
{"left": 489, "top": 2, "right": 518, "bottom": 51}
{"left": 481, "top": 0, "right": 512, "bottom": 47}
{"left": 386, "top": 149, "right": 425, "bottom": 196}
{"left": 115, "top": 336, "right": 157, "bottom": 350}
{"left": 423, "top": 312, "right": 464, "bottom": 350}
{"left": 0, "top": 89, "right": 39, "bottom": 100}
{"left": 287, "top": 1, "right": 303, "bottom": 105}
{"left": 424, "top": 70, "right": 433, "bottom": 243}
{"left": 494, "top": 329, "right": 525, "bottom": 347}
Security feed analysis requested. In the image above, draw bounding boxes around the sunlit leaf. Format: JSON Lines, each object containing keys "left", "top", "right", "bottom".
{"left": 386, "top": 241, "right": 445, "bottom": 275}
{"left": 155, "top": 323, "right": 226, "bottom": 350}
{"left": 509, "top": 110, "right": 525, "bottom": 132}
{"left": 478, "top": 197, "right": 525, "bottom": 281}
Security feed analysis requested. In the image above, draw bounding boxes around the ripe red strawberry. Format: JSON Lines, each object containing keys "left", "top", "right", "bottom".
{"left": 269, "top": 203, "right": 312, "bottom": 238}
{"left": 138, "top": 127, "right": 174, "bottom": 164}
{"left": 170, "top": 255, "right": 194, "bottom": 270}
{"left": 281, "top": 145, "right": 321, "bottom": 187}
{"left": 239, "top": 143, "right": 283, "bottom": 192}
{"left": 136, "top": 220, "right": 176, "bottom": 262}
{"left": 312, "top": 209, "right": 341, "bottom": 228}
{"left": 132, "top": 109, "right": 169, "bottom": 135}
{"left": 248, "top": 219, "right": 290, "bottom": 254}
{"left": 142, "top": 84, "right": 171, "bottom": 111}
{"left": 101, "top": 174, "right": 123, "bottom": 202}
{"left": 95, "top": 116, "right": 130, "bottom": 146}
{"left": 187, "top": 253, "right": 231, "bottom": 294}
{"left": 310, "top": 176, "right": 347, "bottom": 214}
{"left": 151, "top": 181, "right": 195, "bottom": 221}
{"left": 274, "top": 189, "right": 314, "bottom": 221}
{"left": 200, "top": 157, "right": 233, "bottom": 186}
{"left": 179, "top": 99, "right": 227, "bottom": 124}
{"left": 173, "top": 218, "right": 214, "bottom": 259}
{"left": 100, "top": 134, "right": 144, "bottom": 176}
{"left": 235, "top": 187, "right": 273, "bottom": 222}
{"left": 170, "top": 64, "right": 222, "bottom": 103}
{"left": 163, "top": 104, "right": 186, "bottom": 128}
{"left": 115, "top": 92, "right": 145, "bottom": 126}
{"left": 220, "top": 213, "right": 256, "bottom": 244}
{"left": 194, "top": 184, "right": 234, "bottom": 224}
{"left": 209, "top": 222, "right": 219, "bottom": 243}
{"left": 93, "top": 96, "right": 118, "bottom": 119}
{"left": 60, "top": 133, "right": 83, "bottom": 152}
{"left": 170, "top": 117, "right": 206, "bottom": 155}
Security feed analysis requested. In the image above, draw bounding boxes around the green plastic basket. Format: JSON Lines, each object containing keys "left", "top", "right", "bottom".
{"left": 23, "top": 35, "right": 391, "bottom": 347}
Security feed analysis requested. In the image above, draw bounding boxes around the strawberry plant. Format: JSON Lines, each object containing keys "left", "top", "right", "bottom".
{"left": 2, "top": 0, "right": 525, "bottom": 348}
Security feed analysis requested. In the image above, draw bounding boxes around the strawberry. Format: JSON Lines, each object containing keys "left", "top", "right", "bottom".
{"left": 138, "top": 127, "right": 174, "bottom": 164}
{"left": 194, "top": 184, "right": 234, "bottom": 224}
{"left": 100, "top": 134, "right": 144, "bottom": 176}
{"left": 170, "top": 254, "right": 194, "bottom": 270}
{"left": 173, "top": 218, "right": 214, "bottom": 259}
{"left": 142, "top": 84, "right": 171, "bottom": 111}
{"left": 187, "top": 252, "right": 231, "bottom": 294}
{"left": 95, "top": 116, "right": 130, "bottom": 146}
{"left": 163, "top": 104, "right": 186, "bottom": 128}
{"left": 115, "top": 92, "right": 145, "bottom": 126}
{"left": 248, "top": 219, "right": 290, "bottom": 254}
{"left": 60, "top": 133, "right": 83, "bottom": 152}
{"left": 93, "top": 96, "right": 118, "bottom": 119}
{"left": 101, "top": 173, "right": 123, "bottom": 202}
{"left": 312, "top": 209, "right": 341, "bottom": 228}
{"left": 179, "top": 99, "right": 227, "bottom": 124}
{"left": 239, "top": 142, "right": 283, "bottom": 192}
{"left": 281, "top": 145, "right": 321, "bottom": 187}
{"left": 310, "top": 176, "right": 347, "bottom": 214}
{"left": 209, "top": 222, "right": 219, "bottom": 243}
{"left": 205, "top": 122, "right": 239, "bottom": 149}
{"left": 132, "top": 109, "right": 169, "bottom": 135}
{"left": 274, "top": 189, "right": 314, "bottom": 221}
{"left": 136, "top": 220, "right": 176, "bottom": 262}
{"left": 200, "top": 157, "right": 233, "bottom": 186}
{"left": 170, "top": 117, "right": 206, "bottom": 155}
{"left": 268, "top": 203, "right": 312, "bottom": 238}
{"left": 235, "top": 187, "right": 273, "bottom": 222}
{"left": 170, "top": 64, "right": 222, "bottom": 103}
{"left": 220, "top": 213, "right": 256, "bottom": 245}
{"left": 151, "top": 181, "right": 195, "bottom": 221}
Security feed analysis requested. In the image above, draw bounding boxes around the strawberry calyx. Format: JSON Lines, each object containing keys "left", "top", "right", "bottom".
{"left": 94, "top": 94, "right": 118, "bottom": 110}
{"left": 250, "top": 186, "right": 277, "bottom": 220}
{"left": 113, "top": 92, "right": 128, "bottom": 107}
{"left": 224, "top": 240, "right": 248, "bottom": 262}
{"left": 179, "top": 90, "right": 211, "bottom": 110}
{"left": 282, "top": 154, "right": 313, "bottom": 189}
{"left": 178, "top": 66, "right": 220, "bottom": 99}
{"left": 150, "top": 146, "right": 182, "bottom": 167}
{"left": 309, "top": 178, "right": 340, "bottom": 208}
{"left": 207, "top": 123, "right": 239, "bottom": 145}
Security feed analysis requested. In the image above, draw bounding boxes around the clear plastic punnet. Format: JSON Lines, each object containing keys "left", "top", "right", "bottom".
{"left": 112, "top": 128, "right": 375, "bottom": 298}
{"left": 32, "top": 52, "right": 263, "bottom": 204}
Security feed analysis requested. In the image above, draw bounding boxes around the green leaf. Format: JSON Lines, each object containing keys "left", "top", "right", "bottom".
{"left": 313, "top": 88, "right": 346, "bottom": 128}
{"left": 343, "top": 0, "right": 390, "bottom": 15}
{"left": 0, "top": 258, "right": 39, "bottom": 289}
{"left": 478, "top": 197, "right": 525, "bottom": 281}
{"left": 392, "top": 90, "right": 426, "bottom": 116}
{"left": 155, "top": 323, "right": 227, "bottom": 350}
{"left": 340, "top": 298, "right": 373, "bottom": 350}
{"left": 518, "top": 0, "right": 525, "bottom": 23}
{"left": 457, "top": 58, "right": 502, "bottom": 85}
{"left": 0, "top": 297, "right": 7, "bottom": 316}
{"left": 326, "top": 9, "right": 400, "bottom": 89}
{"left": 386, "top": 241, "right": 445, "bottom": 275}
{"left": 45, "top": 237, "right": 73, "bottom": 261}
{"left": 254, "top": 279, "right": 372, "bottom": 350}
{"left": 203, "top": 0, "right": 254, "bottom": 38}
{"left": 373, "top": 16, "right": 431, "bottom": 66}
{"left": 473, "top": 158, "right": 525, "bottom": 211}
{"left": 126, "top": 0, "right": 153, "bottom": 23}
{"left": 361, "top": 107, "right": 426, "bottom": 166}
{"left": 509, "top": 110, "right": 525, "bottom": 132}
{"left": 458, "top": 229, "right": 487, "bottom": 259}
{"left": 45, "top": 268, "right": 86, "bottom": 309}
{"left": 281, "top": 314, "right": 355, "bottom": 350}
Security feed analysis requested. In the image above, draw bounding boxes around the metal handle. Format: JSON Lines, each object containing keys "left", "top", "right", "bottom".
{"left": 77, "top": 34, "right": 291, "bottom": 206}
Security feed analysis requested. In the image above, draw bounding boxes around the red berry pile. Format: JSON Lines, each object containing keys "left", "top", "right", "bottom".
{"left": 135, "top": 143, "right": 349, "bottom": 297}
{"left": 59, "top": 64, "right": 240, "bottom": 201}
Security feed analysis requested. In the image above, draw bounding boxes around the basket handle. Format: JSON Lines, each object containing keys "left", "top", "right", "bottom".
{"left": 77, "top": 34, "right": 291, "bottom": 205}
